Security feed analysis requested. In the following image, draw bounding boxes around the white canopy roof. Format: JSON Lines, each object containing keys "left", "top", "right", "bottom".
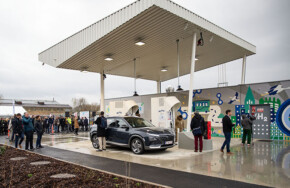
{"left": 0, "top": 106, "right": 26, "bottom": 117}
{"left": 38, "top": 0, "right": 256, "bottom": 82}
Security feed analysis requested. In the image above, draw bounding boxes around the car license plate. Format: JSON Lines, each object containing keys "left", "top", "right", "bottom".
{"left": 165, "top": 141, "right": 173, "bottom": 145}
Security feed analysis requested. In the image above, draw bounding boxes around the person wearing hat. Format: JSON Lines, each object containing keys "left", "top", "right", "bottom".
{"left": 190, "top": 111, "right": 206, "bottom": 152}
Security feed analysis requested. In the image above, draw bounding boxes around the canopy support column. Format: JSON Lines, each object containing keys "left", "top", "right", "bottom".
{"left": 187, "top": 32, "right": 197, "bottom": 132}
{"left": 241, "top": 55, "right": 247, "bottom": 84}
{"left": 100, "top": 72, "right": 105, "bottom": 112}
{"left": 133, "top": 58, "right": 139, "bottom": 96}
{"left": 157, "top": 81, "right": 161, "bottom": 93}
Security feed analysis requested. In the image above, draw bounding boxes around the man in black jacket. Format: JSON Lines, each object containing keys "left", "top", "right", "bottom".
{"left": 12, "top": 113, "right": 24, "bottom": 148}
{"left": 48, "top": 116, "right": 54, "bottom": 134}
{"left": 35, "top": 115, "right": 44, "bottom": 149}
{"left": 221, "top": 110, "right": 234, "bottom": 154}
{"left": 79, "top": 117, "right": 84, "bottom": 131}
{"left": 84, "top": 117, "right": 89, "bottom": 131}
{"left": 94, "top": 111, "right": 107, "bottom": 152}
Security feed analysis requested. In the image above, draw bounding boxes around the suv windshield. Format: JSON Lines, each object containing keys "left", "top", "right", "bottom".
{"left": 124, "top": 117, "right": 154, "bottom": 128}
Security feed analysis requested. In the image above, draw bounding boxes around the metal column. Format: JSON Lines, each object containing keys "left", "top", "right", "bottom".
{"left": 241, "top": 55, "right": 247, "bottom": 84}
{"left": 187, "top": 32, "right": 197, "bottom": 131}
{"left": 133, "top": 58, "right": 139, "bottom": 96}
{"left": 157, "top": 81, "right": 161, "bottom": 93}
{"left": 100, "top": 72, "right": 105, "bottom": 112}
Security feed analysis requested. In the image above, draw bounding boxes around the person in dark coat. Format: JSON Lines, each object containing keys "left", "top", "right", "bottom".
{"left": 94, "top": 111, "right": 107, "bottom": 151}
{"left": 35, "top": 115, "right": 44, "bottom": 149}
{"left": 84, "top": 117, "right": 89, "bottom": 131}
{"left": 3, "top": 119, "right": 8, "bottom": 135}
{"left": 43, "top": 117, "right": 49, "bottom": 134}
{"left": 190, "top": 111, "right": 206, "bottom": 152}
{"left": 22, "top": 112, "right": 35, "bottom": 150}
{"left": 48, "top": 116, "right": 54, "bottom": 134}
{"left": 0, "top": 118, "right": 3, "bottom": 135}
{"left": 12, "top": 113, "right": 24, "bottom": 148}
{"left": 60, "top": 116, "right": 66, "bottom": 132}
{"left": 221, "top": 110, "right": 234, "bottom": 154}
{"left": 79, "top": 117, "right": 84, "bottom": 131}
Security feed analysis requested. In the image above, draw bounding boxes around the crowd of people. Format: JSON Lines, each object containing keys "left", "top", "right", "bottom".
{"left": 40, "top": 115, "right": 90, "bottom": 134}
{"left": 0, "top": 113, "right": 91, "bottom": 151}
{"left": 0, "top": 118, "right": 9, "bottom": 135}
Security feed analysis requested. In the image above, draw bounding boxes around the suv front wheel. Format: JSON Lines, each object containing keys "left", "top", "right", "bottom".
{"left": 131, "top": 138, "right": 144, "bottom": 154}
{"left": 92, "top": 134, "right": 99, "bottom": 149}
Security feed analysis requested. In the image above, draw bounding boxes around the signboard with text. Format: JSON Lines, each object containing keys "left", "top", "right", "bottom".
{"left": 250, "top": 104, "right": 271, "bottom": 139}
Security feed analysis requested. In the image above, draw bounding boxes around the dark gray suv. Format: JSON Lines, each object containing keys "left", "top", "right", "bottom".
{"left": 90, "top": 116, "right": 175, "bottom": 154}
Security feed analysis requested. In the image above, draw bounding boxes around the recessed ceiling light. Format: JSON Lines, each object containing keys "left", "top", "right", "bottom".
{"left": 104, "top": 57, "right": 113, "bottom": 61}
{"left": 161, "top": 68, "right": 168, "bottom": 72}
{"left": 135, "top": 41, "right": 145, "bottom": 46}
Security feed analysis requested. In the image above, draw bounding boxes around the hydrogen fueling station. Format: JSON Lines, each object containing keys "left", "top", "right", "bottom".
{"left": 36, "top": 0, "right": 290, "bottom": 187}
{"left": 38, "top": 0, "right": 256, "bottom": 131}
{"left": 38, "top": 0, "right": 256, "bottom": 148}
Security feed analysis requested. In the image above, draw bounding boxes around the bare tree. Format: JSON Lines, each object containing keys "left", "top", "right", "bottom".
{"left": 71, "top": 98, "right": 100, "bottom": 112}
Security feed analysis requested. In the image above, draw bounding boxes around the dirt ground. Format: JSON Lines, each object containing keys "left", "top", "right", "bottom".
{"left": 0, "top": 144, "right": 164, "bottom": 188}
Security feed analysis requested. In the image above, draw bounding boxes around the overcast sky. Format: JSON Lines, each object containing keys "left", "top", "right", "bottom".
{"left": 0, "top": 0, "right": 289, "bottom": 105}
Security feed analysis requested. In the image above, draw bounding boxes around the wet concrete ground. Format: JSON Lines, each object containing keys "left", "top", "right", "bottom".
{"left": 1, "top": 133, "right": 289, "bottom": 188}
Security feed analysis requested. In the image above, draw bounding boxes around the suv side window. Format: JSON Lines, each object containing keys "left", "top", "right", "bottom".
{"left": 115, "top": 119, "right": 128, "bottom": 128}
{"left": 107, "top": 118, "right": 116, "bottom": 128}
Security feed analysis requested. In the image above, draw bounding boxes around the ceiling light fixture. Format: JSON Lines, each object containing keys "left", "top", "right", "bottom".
{"left": 161, "top": 67, "right": 168, "bottom": 72}
{"left": 104, "top": 57, "right": 113, "bottom": 61}
{"left": 135, "top": 41, "right": 145, "bottom": 46}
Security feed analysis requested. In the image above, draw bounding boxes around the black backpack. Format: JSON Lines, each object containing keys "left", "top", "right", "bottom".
{"left": 100, "top": 117, "right": 107, "bottom": 128}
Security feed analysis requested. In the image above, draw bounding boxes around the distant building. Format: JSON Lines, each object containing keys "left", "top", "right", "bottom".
{"left": 0, "top": 99, "right": 72, "bottom": 117}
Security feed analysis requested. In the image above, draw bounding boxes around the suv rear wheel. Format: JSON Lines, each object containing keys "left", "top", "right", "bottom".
{"left": 131, "top": 138, "right": 144, "bottom": 154}
{"left": 92, "top": 134, "right": 99, "bottom": 149}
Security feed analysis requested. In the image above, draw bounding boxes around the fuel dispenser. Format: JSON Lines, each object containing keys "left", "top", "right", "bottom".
{"left": 108, "top": 100, "right": 139, "bottom": 117}
{"left": 151, "top": 96, "right": 181, "bottom": 129}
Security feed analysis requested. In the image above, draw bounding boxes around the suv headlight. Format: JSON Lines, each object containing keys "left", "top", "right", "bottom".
{"left": 148, "top": 133, "right": 160, "bottom": 141}
{"left": 148, "top": 133, "right": 160, "bottom": 137}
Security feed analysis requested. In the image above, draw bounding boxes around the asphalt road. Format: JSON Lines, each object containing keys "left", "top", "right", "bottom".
{"left": 33, "top": 146, "right": 271, "bottom": 188}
